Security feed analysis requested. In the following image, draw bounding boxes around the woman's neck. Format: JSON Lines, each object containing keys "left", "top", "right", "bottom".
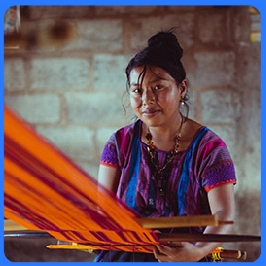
{"left": 142, "top": 114, "right": 185, "bottom": 151}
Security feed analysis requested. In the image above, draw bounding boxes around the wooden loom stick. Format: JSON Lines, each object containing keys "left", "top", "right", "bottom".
{"left": 4, "top": 230, "right": 261, "bottom": 243}
{"left": 212, "top": 249, "right": 247, "bottom": 260}
{"left": 5, "top": 214, "right": 230, "bottom": 232}
{"left": 158, "top": 233, "right": 261, "bottom": 243}
{"left": 136, "top": 214, "right": 233, "bottom": 229}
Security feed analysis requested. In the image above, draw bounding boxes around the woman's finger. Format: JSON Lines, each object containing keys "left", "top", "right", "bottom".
{"left": 156, "top": 245, "right": 173, "bottom": 255}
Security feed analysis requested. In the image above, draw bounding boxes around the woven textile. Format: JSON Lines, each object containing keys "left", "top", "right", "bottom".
{"left": 4, "top": 105, "right": 158, "bottom": 253}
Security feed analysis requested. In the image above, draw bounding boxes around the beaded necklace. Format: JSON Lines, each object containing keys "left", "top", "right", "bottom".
{"left": 145, "top": 115, "right": 184, "bottom": 196}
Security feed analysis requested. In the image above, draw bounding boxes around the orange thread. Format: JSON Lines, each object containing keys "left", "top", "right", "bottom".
{"left": 4, "top": 104, "right": 158, "bottom": 253}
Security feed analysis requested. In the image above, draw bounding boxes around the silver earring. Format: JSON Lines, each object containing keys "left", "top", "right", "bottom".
{"left": 180, "top": 97, "right": 185, "bottom": 105}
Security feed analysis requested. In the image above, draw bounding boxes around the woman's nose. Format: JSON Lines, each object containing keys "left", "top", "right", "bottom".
{"left": 142, "top": 89, "right": 156, "bottom": 105}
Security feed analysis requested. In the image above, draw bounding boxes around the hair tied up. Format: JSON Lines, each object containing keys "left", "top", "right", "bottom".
{"left": 147, "top": 30, "right": 183, "bottom": 61}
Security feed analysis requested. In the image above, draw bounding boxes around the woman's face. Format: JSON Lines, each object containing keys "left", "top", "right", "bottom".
{"left": 129, "top": 66, "right": 186, "bottom": 128}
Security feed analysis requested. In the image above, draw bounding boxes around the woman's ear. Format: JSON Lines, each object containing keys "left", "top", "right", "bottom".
{"left": 180, "top": 79, "right": 188, "bottom": 97}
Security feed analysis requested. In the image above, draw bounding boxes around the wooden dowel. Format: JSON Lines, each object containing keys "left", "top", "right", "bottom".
{"left": 158, "top": 233, "right": 261, "bottom": 242}
{"left": 218, "top": 249, "right": 247, "bottom": 260}
{"left": 6, "top": 215, "right": 231, "bottom": 232}
{"left": 136, "top": 214, "right": 232, "bottom": 229}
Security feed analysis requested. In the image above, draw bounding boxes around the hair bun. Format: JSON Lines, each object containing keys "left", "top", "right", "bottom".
{"left": 147, "top": 30, "right": 183, "bottom": 60}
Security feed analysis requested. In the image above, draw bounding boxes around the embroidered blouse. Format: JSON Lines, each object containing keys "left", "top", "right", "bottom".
{"left": 100, "top": 119, "right": 236, "bottom": 233}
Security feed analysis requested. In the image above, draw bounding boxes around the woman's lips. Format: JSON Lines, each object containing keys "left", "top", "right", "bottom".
{"left": 142, "top": 109, "right": 160, "bottom": 117}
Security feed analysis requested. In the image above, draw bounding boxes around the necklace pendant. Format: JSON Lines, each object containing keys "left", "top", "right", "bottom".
{"left": 158, "top": 177, "right": 164, "bottom": 196}
{"left": 159, "top": 187, "right": 164, "bottom": 196}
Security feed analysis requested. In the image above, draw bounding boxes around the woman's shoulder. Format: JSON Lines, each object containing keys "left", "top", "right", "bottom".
{"left": 198, "top": 126, "right": 226, "bottom": 146}
{"left": 182, "top": 118, "right": 226, "bottom": 151}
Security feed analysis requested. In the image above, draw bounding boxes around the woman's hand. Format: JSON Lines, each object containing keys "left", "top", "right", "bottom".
{"left": 153, "top": 242, "right": 205, "bottom": 262}
{"left": 153, "top": 185, "right": 235, "bottom": 262}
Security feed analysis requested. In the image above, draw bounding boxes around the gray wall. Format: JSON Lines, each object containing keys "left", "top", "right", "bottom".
{"left": 4, "top": 6, "right": 261, "bottom": 262}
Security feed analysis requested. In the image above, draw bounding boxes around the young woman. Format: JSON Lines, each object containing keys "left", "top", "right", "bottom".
{"left": 96, "top": 30, "right": 236, "bottom": 262}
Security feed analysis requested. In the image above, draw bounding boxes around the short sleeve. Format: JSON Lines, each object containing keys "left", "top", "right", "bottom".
{"left": 198, "top": 132, "right": 237, "bottom": 192}
{"left": 100, "top": 135, "right": 119, "bottom": 168}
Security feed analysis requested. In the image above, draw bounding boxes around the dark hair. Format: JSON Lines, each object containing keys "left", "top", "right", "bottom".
{"left": 125, "top": 29, "right": 189, "bottom": 116}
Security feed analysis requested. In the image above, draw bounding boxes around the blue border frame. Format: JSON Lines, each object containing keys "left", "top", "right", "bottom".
{"left": 1, "top": 1, "right": 264, "bottom": 266}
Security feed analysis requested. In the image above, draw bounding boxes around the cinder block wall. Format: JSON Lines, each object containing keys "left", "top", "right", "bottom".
{"left": 4, "top": 6, "right": 260, "bottom": 261}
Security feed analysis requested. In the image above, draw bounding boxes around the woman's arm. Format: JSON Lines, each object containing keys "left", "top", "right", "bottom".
{"left": 97, "top": 164, "right": 121, "bottom": 194}
{"left": 192, "top": 184, "right": 235, "bottom": 259}
{"left": 153, "top": 184, "right": 235, "bottom": 262}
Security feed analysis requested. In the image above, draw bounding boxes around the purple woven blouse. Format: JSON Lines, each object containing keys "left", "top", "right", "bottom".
{"left": 100, "top": 120, "right": 236, "bottom": 233}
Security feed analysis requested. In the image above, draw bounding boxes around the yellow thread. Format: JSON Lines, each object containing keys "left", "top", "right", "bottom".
{"left": 211, "top": 247, "right": 224, "bottom": 262}
{"left": 71, "top": 242, "right": 93, "bottom": 253}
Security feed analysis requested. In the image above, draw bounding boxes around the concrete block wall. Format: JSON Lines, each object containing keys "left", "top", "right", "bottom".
{"left": 4, "top": 6, "right": 260, "bottom": 261}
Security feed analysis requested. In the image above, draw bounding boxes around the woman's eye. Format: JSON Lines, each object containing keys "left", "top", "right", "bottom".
{"left": 133, "top": 88, "right": 142, "bottom": 93}
{"left": 154, "top": 85, "right": 163, "bottom": 90}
